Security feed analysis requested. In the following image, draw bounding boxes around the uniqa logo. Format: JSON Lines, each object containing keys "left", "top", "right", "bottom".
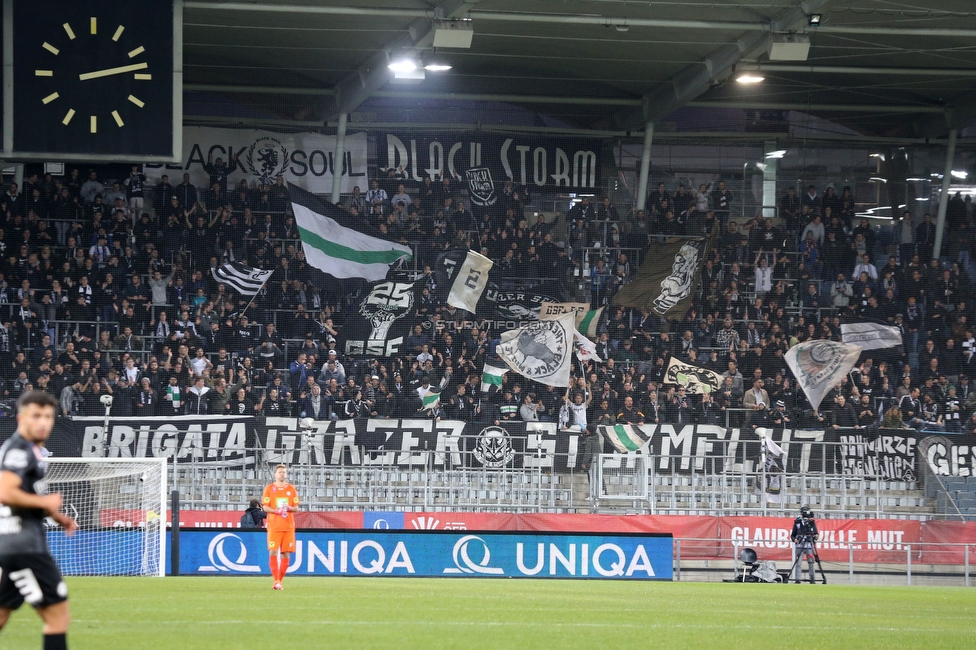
{"left": 443, "top": 535, "right": 505, "bottom": 575}
{"left": 198, "top": 533, "right": 262, "bottom": 573}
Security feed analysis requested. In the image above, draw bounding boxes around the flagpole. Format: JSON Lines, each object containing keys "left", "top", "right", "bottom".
{"left": 238, "top": 292, "right": 259, "bottom": 320}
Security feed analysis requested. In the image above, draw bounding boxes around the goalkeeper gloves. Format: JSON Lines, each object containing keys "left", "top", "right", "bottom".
{"left": 276, "top": 506, "right": 289, "bottom": 517}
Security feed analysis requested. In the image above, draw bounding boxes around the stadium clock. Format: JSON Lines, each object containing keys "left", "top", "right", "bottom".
{"left": 6, "top": 0, "right": 180, "bottom": 161}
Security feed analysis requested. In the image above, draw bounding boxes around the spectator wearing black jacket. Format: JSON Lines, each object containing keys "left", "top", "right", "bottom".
{"left": 831, "top": 395, "right": 859, "bottom": 429}
{"left": 185, "top": 377, "right": 212, "bottom": 415}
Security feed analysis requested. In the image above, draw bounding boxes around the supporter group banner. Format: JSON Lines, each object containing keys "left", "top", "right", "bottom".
{"left": 379, "top": 133, "right": 602, "bottom": 190}
{"left": 144, "top": 127, "right": 368, "bottom": 194}
{"left": 19, "top": 417, "right": 976, "bottom": 479}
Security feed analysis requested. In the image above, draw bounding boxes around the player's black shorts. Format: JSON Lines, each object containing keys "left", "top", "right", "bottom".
{"left": 0, "top": 553, "right": 68, "bottom": 609}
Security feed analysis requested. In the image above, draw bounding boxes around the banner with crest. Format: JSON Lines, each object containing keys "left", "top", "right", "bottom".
{"left": 145, "top": 127, "right": 369, "bottom": 194}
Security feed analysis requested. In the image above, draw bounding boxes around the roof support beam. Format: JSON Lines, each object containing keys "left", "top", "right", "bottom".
{"left": 627, "top": 0, "right": 834, "bottom": 127}
{"left": 328, "top": 0, "right": 478, "bottom": 121}
{"left": 739, "top": 63, "right": 976, "bottom": 77}
{"left": 686, "top": 101, "right": 945, "bottom": 114}
{"left": 185, "top": 3, "right": 976, "bottom": 38}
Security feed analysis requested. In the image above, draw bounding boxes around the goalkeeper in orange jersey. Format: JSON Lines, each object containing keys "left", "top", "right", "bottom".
{"left": 262, "top": 464, "right": 300, "bottom": 590}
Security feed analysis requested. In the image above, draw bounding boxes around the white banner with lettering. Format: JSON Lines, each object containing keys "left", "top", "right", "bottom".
{"left": 145, "top": 127, "right": 368, "bottom": 194}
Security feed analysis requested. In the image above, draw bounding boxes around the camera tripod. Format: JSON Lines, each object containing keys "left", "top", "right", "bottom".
{"left": 789, "top": 538, "right": 827, "bottom": 584}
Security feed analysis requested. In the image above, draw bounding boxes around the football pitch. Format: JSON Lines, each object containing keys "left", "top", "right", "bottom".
{"left": 1, "top": 578, "right": 973, "bottom": 649}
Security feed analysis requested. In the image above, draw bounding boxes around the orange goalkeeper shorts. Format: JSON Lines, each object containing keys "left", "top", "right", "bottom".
{"left": 267, "top": 530, "right": 295, "bottom": 553}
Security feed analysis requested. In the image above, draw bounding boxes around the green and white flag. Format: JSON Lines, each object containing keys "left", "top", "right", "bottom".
{"left": 289, "top": 183, "right": 412, "bottom": 281}
{"left": 421, "top": 391, "right": 441, "bottom": 411}
{"left": 481, "top": 361, "right": 508, "bottom": 395}
{"left": 539, "top": 302, "right": 604, "bottom": 337}
{"left": 577, "top": 307, "right": 604, "bottom": 338}
{"left": 599, "top": 424, "right": 651, "bottom": 453}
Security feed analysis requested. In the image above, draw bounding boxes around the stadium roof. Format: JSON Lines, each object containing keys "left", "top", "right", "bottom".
{"left": 182, "top": 1, "right": 976, "bottom": 140}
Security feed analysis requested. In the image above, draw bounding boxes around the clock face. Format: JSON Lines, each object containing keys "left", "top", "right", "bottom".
{"left": 12, "top": 1, "right": 175, "bottom": 158}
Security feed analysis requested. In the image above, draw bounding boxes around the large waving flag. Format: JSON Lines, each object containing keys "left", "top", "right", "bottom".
{"left": 785, "top": 340, "right": 862, "bottom": 412}
{"left": 211, "top": 262, "right": 273, "bottom": 297}
{"left": 613, "top": 233, "right": 715, "bottom": 322}
{"left": 289, "top": 184, "right": 412, "bottom": 281}
{"left": 496, "top": 313, "right": 575, "bottom": 388}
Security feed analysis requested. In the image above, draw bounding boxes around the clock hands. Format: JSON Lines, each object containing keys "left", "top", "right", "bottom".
{"left": 79, "top": 61, "right": 148, "bottom": 81}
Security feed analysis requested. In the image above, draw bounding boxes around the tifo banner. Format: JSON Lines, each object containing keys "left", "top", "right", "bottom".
{"left": 380, "top": 133, "right": 601, "bottom": 190}
{"left": 177, "top": 529, "right": 673, "bottom": 580}
{"left": 76, "top": 416, "right": 580, "bottom": 471}
{"left": 53, "top": 416, "right": 971, "bottom": 478}
{"left": 145, "top": 127, "right": 368, "bottom": 193}
{"left": 44, "top": 415, "right": 976, "bottom": 479}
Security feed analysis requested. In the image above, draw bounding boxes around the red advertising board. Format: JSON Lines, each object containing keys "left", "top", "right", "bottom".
{"left": 104, "top": 508, "right": 971, "bottom": 565}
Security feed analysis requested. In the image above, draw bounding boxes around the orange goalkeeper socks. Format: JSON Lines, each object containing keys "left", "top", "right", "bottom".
{"left": 279, "top": 556, "right": 290, "bottom": 580}
{"left": 270, "top": 556, "right": 280, "bottom": 581}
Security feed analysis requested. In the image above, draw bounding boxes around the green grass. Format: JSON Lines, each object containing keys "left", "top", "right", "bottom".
{"left": 1, "top": 578, "right": 973, "bottom": 649}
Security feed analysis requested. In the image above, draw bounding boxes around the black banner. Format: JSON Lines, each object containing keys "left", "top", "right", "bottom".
{"left": 72, "top": 417, "right": 576, "bottom": 471}
{"left": 0, "top": 416, "right": 84, "bottom": 457}
{"left": 381, "top": 133, "right": 601, "bottom": 190}
{"left": 31, "top": 416, "right": 974, "bottom": 479}
{"left": 341, "top": 280, "right": 422, "bottom": 357}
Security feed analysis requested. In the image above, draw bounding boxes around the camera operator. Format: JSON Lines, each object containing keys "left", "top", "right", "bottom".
{"left": 790, "top": 506, "right": 820, "bottom": 583}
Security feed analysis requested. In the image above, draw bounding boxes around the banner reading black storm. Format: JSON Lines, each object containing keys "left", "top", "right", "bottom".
{"left": 380, "top": 133, "right": 602, "bottom": 191}
{"left": 26, "top": 417, "right": 975, "bottom": 479}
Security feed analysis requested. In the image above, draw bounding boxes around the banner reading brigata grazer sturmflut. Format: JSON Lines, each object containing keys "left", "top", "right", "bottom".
{"left": 57, "top": 417, "right": 976, "bottom": 480}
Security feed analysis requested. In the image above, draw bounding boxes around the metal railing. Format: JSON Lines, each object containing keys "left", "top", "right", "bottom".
{"left": 163, "top": 443, "right": 937, "bottom": 519}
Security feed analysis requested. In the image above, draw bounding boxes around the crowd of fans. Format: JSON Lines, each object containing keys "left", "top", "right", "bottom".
{"left": 1, "top": 160, "right": 975, "bottom": 435}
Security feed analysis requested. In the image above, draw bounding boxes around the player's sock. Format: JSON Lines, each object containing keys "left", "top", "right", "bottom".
{"left": 43, "top": 633, "right": 67, "bottom": 650}
{"left": 270, "top": 556, "right": 280, "bottom": 581}
{"left": 279, "top": 556, "right": 290, "bottom": 580}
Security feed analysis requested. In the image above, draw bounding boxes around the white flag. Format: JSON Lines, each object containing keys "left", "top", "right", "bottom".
{"left": 496, "top": 313, "right": 575, "bottom": 387}
{"left": 840, "top": 322, "right": 902, "bottom": 350}
{"left": 574, "top": 330, "right": 602, "bottom": 363}
{"left": 211, "top": 262, "right": 273, "bottom": 297}
{"left": 785, "top": 340, "right": 862, "bottom": 413}
{"left": 446, "top": 250, "right": 493, "bottom": 313}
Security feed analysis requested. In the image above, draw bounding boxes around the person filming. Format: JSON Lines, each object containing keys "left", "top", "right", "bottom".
{"left": 790, "top": 506, "right": 821, "bottom": 584}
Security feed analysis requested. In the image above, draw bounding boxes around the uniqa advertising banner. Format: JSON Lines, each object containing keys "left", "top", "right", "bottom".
{"left": 144, "top": 126, "right": 369, "bottom": 193}
{"left": 175, "top": 529, "right": 673, "bottom": 580}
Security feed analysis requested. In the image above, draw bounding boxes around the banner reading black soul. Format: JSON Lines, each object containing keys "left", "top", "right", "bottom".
{"left": 56, "top": 416, "right": 976, "bottom": 479}
{"left": 380, "top": 133, "right": 602, "bottom": 191}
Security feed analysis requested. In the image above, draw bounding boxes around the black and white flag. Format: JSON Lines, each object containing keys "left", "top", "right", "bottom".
{"left": 840, "top": 322, "right": 902, "bottom": 350}
{"left": 435, "top": 250, "right": 493, "bottom": 313}
{"left": 496, "top": 313, "right": 575, "bottom": 387}
{"left": 211, "top": 262, "right": 274, "bottom": 297}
